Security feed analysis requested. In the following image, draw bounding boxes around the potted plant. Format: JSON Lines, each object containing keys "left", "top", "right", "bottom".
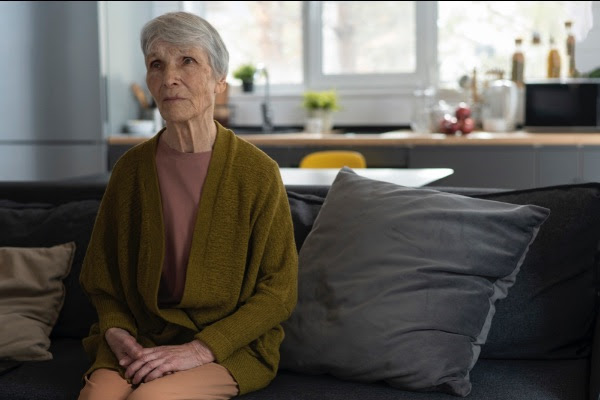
{"left": 302, "top": 90, "right": 341, "bottom": 133}
{"left": 233, "top": 63, "right": 257, "bottom": 92}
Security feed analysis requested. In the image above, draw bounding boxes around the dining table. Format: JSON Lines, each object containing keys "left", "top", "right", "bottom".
{"left": 278, "top": 167, "right": 454, "bottom": 187}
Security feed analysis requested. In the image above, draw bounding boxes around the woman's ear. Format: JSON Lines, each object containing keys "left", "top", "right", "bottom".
{"left": 214, "top": 78, "right": 227, "bottom": 94}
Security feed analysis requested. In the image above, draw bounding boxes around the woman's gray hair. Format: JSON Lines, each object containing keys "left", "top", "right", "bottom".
{"left": 140, "top": 11, "right": 229, "bottom": 79}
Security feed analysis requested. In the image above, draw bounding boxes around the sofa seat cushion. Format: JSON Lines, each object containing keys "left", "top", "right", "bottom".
{"left": 238, "top": 359, "right": 588, "bottom": 400}
{"left": 0, "top": 345, "right": 586, "bottom": 400}
{"left": 0, "top": 338, "right": 89, "bottom": 400}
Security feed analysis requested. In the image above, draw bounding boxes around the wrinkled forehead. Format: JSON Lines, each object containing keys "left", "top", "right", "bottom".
{"left": 146, "top": 40, "right": 208, "bottom": 60}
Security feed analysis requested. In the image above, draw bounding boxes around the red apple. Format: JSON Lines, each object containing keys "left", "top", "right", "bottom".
{"left": 455, "top": 102, "right": 471, "bottom": 120}
{"left": 459, "top": 117, "right": 475, "bottom": 134}
{"left": 440, "top": 114, "right": 459, "bottom": 135}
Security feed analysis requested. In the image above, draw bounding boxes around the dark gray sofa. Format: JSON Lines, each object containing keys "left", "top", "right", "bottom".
{"left": 0, "top": 180, "right": 598, "bottom": 400}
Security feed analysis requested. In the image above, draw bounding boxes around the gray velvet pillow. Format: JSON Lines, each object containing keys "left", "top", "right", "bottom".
{"left": 280, "top": 167, "right": 550, "bottom": 397}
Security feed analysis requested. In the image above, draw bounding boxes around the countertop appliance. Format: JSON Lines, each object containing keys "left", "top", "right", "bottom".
{"left": 524, "top": 79, "right": 600, "bottom": 132}
{"left": 481, "top": 79, "right": 519, "bottom": 132}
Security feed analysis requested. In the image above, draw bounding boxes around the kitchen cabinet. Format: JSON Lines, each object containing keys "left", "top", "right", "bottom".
{"left": 108, "top": 143, "right": 409, "bottom": 169}
{"left": 254, "top": 146, "right": 295, "bottom": 167}
{"left": 408, "top": 146, "right": 537, "bottom": 189}
{"left": 409, "top": 146, "right": 591, "bottom": 189}
{"left": 283, "top": 145, "right": 409, "bottom": 168}
{"left": 107, "top": 132, "right": 600, "bottom": 189}
{"left": 537, "top": 147, "right": 580, "bottom": 186}
{"left": 581, "top": 147, "right": 600, "bottom": 183}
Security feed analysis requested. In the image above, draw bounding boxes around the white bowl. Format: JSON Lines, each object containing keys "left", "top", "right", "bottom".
{"left": 126, "top": 120, "right": 155, "bottom": 135}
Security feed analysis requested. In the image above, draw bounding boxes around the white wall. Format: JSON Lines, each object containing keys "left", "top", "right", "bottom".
{"left": 574, "top": 1, "right": 600, "bottom": 73}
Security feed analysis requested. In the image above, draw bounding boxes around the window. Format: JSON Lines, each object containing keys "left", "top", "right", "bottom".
{"left": 186, "top": 1, "right": 431, "bottom": 92}
{"left": 186, "top": 1, "right": 593, "bottom": 93}
{"left": 194, "top": 1, "right": 303, "bottom": 87}
{"left": 306, "top": 1, "right": 434, "bottom": 90}
{"left": 321, "top": 1, "right": 416, "bottom": 75}
{"left": 437, "top": 1, "right": 594, "bottom": 88}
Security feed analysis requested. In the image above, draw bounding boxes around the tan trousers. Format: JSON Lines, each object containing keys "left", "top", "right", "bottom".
{"left": 78, "top": 363, "right": 239, "bottom": 400}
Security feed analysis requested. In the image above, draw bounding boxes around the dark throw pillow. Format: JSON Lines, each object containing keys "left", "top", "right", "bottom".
{"left": 287, "top": 191, "right": 326, "bottom": 253}
{"left": 474, "top": 183, "right": 600, "bottom": 359}
{"left": 0, "top": 200, "right": 100, "bottom": 339}
{"left": 280, "top": 167, "right": 550, "bottom": 397}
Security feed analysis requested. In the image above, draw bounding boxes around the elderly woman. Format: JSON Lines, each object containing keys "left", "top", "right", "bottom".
{"left": 78, "top": 11, "right": 298, "bottom": 400}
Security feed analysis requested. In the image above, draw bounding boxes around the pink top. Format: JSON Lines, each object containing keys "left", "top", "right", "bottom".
{"left": 155, "top": 135, "right": 212, "bottom": 306}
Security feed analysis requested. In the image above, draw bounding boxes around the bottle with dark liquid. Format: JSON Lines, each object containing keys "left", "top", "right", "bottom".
{"left": 565, "top": 20, "right": 576, "bottom": 77}
{"left": 547, "top": 36, "right": 561, "bottom": 78}
{"left": 511, "top": 37, "right": 525, "bottom": 87}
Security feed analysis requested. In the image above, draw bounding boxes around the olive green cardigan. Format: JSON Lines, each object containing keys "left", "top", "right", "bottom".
{"left": 79, "top": 123, "right": 298, "bottom": 395}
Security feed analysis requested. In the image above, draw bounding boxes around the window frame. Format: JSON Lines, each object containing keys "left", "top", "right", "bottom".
{"left": 304, "top": 1, "right": 438, "bottom": 93}
{"left": 187, "top": 1, "right": 438, "bottom": 96}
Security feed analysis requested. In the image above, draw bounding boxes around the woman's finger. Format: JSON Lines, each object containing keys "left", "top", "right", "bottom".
{"left": 143, "top": 361, "right": 173, "bottom": 383}
{"left": 132, "top": 361, "right": 158, "bottom": 385}
{"left": 134, "top": 358, "right": 169, "bottom": 384}
{"left": 125, "top": 358, "right": 147, "bottom": 380}
{"left": 125, "top": 347, "right": 169, "bottom": 379}
{"left": 119, "top": 355, "right": 133, "bottom": 367}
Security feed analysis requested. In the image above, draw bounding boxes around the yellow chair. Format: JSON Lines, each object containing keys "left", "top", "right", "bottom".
{"left": 299, "top": 150, "right": 367, "bottom": 169}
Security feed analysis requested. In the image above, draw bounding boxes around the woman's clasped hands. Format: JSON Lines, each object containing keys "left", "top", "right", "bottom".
{"left": 105, "top": 327, "right": 215, "bottom": 385}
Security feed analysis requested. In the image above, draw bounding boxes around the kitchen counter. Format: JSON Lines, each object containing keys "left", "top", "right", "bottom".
{"left": 108, "top": 130, "right": 600, "bottom": 147}
{"left": 106, "top": 129, "right": 600, "bottom": 190}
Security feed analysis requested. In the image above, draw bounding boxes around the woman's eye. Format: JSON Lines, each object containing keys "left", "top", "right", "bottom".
{"left": 150, "top": 61, "right": 161, "bottom": 69}
{"left": 183, "top": 57, "right": 194, "bottom": 64}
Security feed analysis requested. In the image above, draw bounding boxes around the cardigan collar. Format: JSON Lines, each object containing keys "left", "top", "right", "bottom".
{"left": 135, "top": 122, "right": 236, "bottom": 322}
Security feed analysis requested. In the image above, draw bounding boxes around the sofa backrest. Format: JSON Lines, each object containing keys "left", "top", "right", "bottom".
{"left": 0, "top": 182, "right": 333, "bottom": 340}
{"left": 0, "top": 182, "right": 107, "bottom": 205}
{"left": 0, "top": 181, "right": 598, "bottom": 362}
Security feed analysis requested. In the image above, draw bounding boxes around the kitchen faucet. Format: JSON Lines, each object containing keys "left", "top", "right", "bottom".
{"left": 255, "top": 64, "right": 273, "bottom": 133}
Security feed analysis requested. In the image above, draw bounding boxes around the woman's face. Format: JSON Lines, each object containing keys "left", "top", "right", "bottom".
{"left": 145, "top": 41, "right": 226, "bottom": 124}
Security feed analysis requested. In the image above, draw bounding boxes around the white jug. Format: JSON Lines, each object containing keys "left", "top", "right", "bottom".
{"left": 481, "top": 79, "right": 519, "bottom": 132}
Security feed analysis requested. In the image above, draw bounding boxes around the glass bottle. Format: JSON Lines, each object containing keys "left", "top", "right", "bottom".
{"left": 410, "top": 87, "right": 436, "bottom": 133}
{"left": 511, "top": 38, "right": 525, "bottom": 88}
{"left": 526, "top": 32, "right": 544, "bottom": 81}
{"left": 565, "top": 20, "right": 576, "bottom": 77}
{"left": 547, "top": 36, "right": 561, "bottom": 78}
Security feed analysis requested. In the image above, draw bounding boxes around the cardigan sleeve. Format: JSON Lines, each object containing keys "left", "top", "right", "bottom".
{"left": 194, "top": 170, "right": 298, "bottom": 361}
{"left": 79, "top": 166, "right": 139, "bottom": 339}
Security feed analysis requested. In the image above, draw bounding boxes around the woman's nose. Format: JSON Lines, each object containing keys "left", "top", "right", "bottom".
{"left": 162, "top": 65, "right": 180, "bottom": 87}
